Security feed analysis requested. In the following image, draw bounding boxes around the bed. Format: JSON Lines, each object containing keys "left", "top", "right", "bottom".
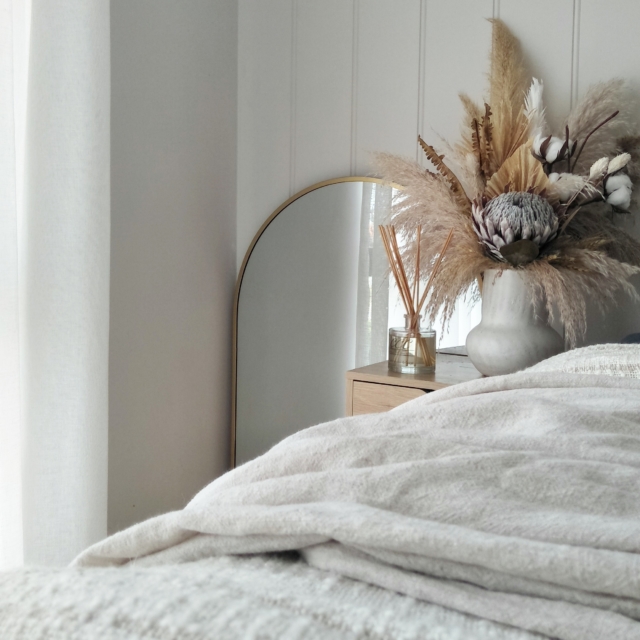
{"left": 2, "top": 344, "right": 640, "bottom": 640}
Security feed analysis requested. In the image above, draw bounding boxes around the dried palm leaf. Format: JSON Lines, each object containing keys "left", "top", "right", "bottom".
{"left": 484, "top": 143, "right": 552, "bottom": 200}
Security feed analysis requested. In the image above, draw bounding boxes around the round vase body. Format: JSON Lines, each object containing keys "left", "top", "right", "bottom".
{"left": 466, "top": 269, "right": 564, "bottom": 376}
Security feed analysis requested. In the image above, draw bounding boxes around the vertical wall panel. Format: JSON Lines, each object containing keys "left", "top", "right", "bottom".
{"left": 355, "top": 0, "right": 421, "bottom": 175}
{"left": 421, "top": 0, "right": 492, "bottom": 155}
{"left": 421, "top": 1, "right": 492, "bottom": 345}
{"left": 237, "top": 0, "right": 293, "bottom": 269}
{"left": 110, "top": 0, "right": 237, "bottom": 532}
{"left": 294, "top": 0, "right": 354, "bottom": 192}
{"left": 578, "top": 0, "right": 640, "bottom": 93}
{"left": 499, "top": 0, "right": 574, "bottom": 132}
{"left": 499, "top": 0, "right": 573, "bottom": 131}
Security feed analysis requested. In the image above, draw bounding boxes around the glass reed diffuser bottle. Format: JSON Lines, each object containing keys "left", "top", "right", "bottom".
{"left": 389, "top": 314, "right": 436, "bottom": 374}
{"left": 379, "top": 224, "right": 453, "bottom": 377}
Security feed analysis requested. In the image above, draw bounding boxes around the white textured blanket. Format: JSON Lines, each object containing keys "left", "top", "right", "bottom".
{"left": 76, "top": 371, "right": 640, "bottom": 640}
{"left": 0, "top": 554, "right": 541, "bottom": 639}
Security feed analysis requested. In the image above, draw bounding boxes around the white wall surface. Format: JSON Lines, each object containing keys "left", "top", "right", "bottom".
{"left": 109, "top": 0, "right": 237, "bottom": 533}
{"left": 237, "top": 0, "right": 640, "bottom": 342}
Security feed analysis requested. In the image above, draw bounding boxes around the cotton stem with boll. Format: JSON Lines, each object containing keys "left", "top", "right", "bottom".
{"left": 570, "top": 110, "right": 620, "bottom": 172}
{"left": 557, "top": 153, "right": 632, "bottom": 233}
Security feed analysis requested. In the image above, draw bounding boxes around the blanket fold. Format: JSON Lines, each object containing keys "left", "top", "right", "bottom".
{"left": 76, "top": 371, "right": 640, "bottom": 640}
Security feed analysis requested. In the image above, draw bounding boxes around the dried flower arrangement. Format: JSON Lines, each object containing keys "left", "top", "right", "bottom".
{"left": 375, "top": 19, "right": 640, "bottom": 348}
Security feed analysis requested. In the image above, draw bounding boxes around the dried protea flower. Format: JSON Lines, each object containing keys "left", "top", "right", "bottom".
{"left": 472, "top": 192, "right": 559, "bottom": 265}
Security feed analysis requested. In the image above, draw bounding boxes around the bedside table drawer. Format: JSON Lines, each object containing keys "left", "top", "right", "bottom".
{"left": 351, "top": 381, "right": 427, "bottom": 416}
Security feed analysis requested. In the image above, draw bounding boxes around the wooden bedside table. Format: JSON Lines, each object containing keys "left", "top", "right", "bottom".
{"left": 346, "top": 352, "right": 482, "bottom": 416}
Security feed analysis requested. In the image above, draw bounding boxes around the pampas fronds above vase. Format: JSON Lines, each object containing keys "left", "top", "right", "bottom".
{"left": 375, "top": 19, "right": 640, "bottom": 348}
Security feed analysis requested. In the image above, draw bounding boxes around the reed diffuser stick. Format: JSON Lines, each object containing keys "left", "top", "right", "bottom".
{"left": 416, "top": 228, "right": 454, "bottom": 313}
{"left": 379, "top": 225, "right": 454, "bottom": 369}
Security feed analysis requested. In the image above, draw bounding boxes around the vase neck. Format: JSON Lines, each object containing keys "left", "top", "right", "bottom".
{"left": 481, "top": 270, "right": 549, "bottom": 326}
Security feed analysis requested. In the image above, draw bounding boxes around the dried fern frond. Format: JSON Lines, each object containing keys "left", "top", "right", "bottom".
{"left": 471, "top": 119, "right": 483, "bottom": 176}
{"left": 481, "top": 103, "right": 495, "bottom": 176}
{"left": 418, "top": 136, "right": 471, "bottom": 211}
{"left": 457, "top": 93, "right": 485, "bottom": 163}
{"left": 488, "top": 19, "right": 530, "bottom": 166}
{"left": 437, "top": 135, "right": 485, "bottom": 200}
{"left": 484, "top": 143, "right": 551, "bottom": 200}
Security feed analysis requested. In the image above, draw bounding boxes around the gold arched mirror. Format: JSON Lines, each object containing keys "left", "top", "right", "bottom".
{"left": 231, "top": 177, "right": 397, "bottom": 467}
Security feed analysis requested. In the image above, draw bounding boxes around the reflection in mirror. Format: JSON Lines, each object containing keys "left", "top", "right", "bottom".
{"left": 234, "top": 179, "right": 393, "bottom": 465}
{"left": 233, "top": 178, "right": 480, "bottom": 467}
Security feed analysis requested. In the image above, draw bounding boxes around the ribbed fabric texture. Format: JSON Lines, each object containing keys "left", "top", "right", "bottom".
{"left": 0, "top": 554, "right": 538, "bottom": 639}
{"left": 528, "top": 344, "right": 640, "bottom": 378}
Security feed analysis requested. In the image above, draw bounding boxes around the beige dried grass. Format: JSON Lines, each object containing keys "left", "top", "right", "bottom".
{"left": 532, "top": 244, "right": 640, "bottom": 347}
{"left": 487, "top": 19, "right": 530, "bottom": 168}
{"left": 565, "top": 79, "right": 635, "bottom": 173}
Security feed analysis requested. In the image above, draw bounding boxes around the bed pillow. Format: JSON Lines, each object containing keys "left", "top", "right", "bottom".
{"left": 527, "top": 343, "right": 640, "bottom": 378}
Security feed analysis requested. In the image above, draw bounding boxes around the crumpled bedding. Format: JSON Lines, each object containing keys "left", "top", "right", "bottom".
{"left": 74, "top": 369, "right": 640, "bottom": 640}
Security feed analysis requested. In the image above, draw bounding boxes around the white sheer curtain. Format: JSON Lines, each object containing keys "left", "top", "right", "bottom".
{"left": 355, "top": 182, "right": 391, "bottom": 367}
{"left": 356, "top": 182, "right": 481, "bottom": 361}
{"left": 0, "top": 0, "right": 110, "bottom": 569}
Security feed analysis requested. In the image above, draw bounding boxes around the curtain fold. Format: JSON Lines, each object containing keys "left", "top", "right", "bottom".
{"left": 355, "top": 182, "right": 390, "bottom": 368}
{"left": 0, "top": 0, "right": 23, "bottom": 569}
{"left": 0, "top": 0, "right": 110, "bottom": 569}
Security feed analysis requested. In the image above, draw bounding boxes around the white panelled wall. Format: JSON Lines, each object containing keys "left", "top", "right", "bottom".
{"left": 109, "top": 1, "right": 237, "bottom": 533}
{"left": 237, "top": 0, "right": 640, "bottom": 345}
{"left": 105, "top": 1, "right": 640, "bottom": 536}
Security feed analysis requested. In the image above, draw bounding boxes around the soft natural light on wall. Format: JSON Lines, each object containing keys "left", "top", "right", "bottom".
{"left": 0, "top": 0, "right": 30, "bottom": 570}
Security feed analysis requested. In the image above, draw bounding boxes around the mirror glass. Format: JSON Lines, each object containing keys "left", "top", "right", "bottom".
{"left": 234, "top": 178, "right": 481, "bottom": 466}
{"left": 234, "top": 179, "right": 393, "bottom": 465}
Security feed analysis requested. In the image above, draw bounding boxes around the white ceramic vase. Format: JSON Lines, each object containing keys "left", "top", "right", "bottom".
{"left": 466, "top": 269, "right": 564, "bottom": 376}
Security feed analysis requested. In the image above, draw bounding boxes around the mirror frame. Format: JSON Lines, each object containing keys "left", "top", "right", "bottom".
{"left": 231, "top": 176, "right": 400, "bottom": 467}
